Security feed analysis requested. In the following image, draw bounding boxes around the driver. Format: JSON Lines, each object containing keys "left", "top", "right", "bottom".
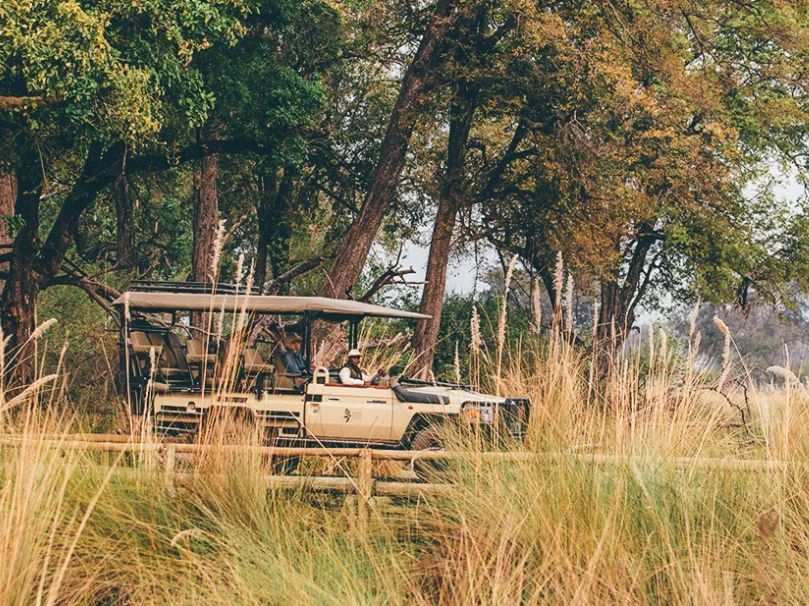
{"left": 281, "top": 333, "right": 307, "bottom": 375}
{"left": 338, "top": 348, "right": 373, "bottom": 386}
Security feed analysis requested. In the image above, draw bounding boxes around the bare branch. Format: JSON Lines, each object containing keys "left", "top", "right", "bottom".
{"left": 265, "top": 255, "right": 326, "bottom": 294}
{"left": 359, "top": 266, "right": 417, "bottom": 302}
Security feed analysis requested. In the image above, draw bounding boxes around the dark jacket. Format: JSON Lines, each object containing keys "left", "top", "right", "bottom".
{"left": 281, "top": 349, "right": 306, "bottom": 375}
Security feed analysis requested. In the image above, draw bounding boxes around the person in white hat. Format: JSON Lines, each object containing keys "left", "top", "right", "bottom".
{"left": 338, "top": 348, "right": 373, "bottom": 386}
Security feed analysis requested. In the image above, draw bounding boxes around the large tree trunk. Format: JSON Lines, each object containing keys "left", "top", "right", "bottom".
{"left": 255, "top": 167, "right": 294, "bottom": 291}
{"left": 255, "top": 168, "right": 278, "bottom": 290}
{"left": 0, "top": 170, "right": 16, "bottom": 291}
{"left": 2, "top": 142, "right": 112, "bottom": 383}
{"left": 1, "top": 157, "right": 42, "bottom": 384}
{"left": 411, "top": 86, "right": 477, "bottom": 377}
{"left": 192, "top": 155, "right": 219, "bottom": 285}
{"left": 114, "top": 174, "right": 134, "bottom": 267}
{"left": 191, "top": 128, "right": 219, "bottom": 329}
{"left": 596, "top": 229, "right": 659, "bottom": 347}
{"left": 319, "top": 0, "right": 464, "bottom": 299}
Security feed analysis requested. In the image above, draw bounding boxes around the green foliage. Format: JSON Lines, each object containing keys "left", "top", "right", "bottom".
{"left": 0, "top": 0, "right": 253, "bottom": 145}
{"left": 429, "top": 292, "right": 532, "bottom": 382}
{"left": 37, "top": 286, "right": 118, "bottom": 407}
{"left": 410, "top": 0, "right": 809, "bottom": 316}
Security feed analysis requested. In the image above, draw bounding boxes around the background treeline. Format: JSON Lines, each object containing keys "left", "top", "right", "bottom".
{"left": 1, "top": 0, "right": 808, "bottom": 396}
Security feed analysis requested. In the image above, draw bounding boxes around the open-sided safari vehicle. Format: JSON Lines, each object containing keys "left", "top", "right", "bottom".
{"left": 114, "top": 282, "right": 530, "bottom": 476}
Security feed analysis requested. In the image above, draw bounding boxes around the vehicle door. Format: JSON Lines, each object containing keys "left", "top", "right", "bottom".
{"left": 305, "top": 381, "right": 393, "bottom": 442}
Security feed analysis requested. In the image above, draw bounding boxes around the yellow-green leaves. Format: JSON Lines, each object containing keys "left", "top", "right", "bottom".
{"left": 0, "top": 0, "right": 253, "bottom": 145}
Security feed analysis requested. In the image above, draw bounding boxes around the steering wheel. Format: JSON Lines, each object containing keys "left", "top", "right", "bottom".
{"left": 370, "top": 371, "right": 383, "bottom": 386}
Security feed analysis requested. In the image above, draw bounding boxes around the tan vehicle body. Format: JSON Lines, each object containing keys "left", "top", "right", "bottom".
{"left": 115, "top": 285, "right": 529, "bottom": 449}
{"left": 152, "top": 371, "right": 509, "bottom": 447}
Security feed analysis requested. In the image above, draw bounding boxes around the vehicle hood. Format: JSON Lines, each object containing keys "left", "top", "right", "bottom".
{"left": 396, "top": 384, "right": 507, "bottom": 405}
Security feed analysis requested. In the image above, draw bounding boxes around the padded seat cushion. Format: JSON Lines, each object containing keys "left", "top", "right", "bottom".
{"left": 159, "top": 367, "right": 187, "bottom": 378}
{"left": 130, "top": 332, "right": 162, "bottom": 356}
{"left": 187, "top": 352, "right": 217, "bottom": 365}
{"left": 187, "top": 339, "right": 217, "bottom": 365}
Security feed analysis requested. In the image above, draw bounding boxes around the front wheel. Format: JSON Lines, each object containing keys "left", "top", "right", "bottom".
{"left": 411, "top": 427, "right": 449, "bottom": 482}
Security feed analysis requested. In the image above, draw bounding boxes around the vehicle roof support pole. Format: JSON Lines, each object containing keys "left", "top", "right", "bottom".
{"left": 118, "top": 307, "right": 127, "bottom": 393}
{"left": 303, "top": 311, "right": 312, "bottom": 370}
{"left": 349, "top": 319, "right": 359, "bottom": 349}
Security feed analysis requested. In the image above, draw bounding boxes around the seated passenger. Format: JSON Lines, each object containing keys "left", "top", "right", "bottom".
{"left": 281, "top": 334, "right": 307, "bottom": 375}
{"left": 338, "top": 349, "right": 373, "bottom": 386}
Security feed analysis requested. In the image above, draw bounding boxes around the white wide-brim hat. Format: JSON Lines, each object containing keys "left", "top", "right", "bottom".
{"left": 347, "top": 348, "right": 362, "bottom": 357}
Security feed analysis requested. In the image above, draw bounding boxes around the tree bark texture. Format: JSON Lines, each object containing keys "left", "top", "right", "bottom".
{"left": 596, "top": 230, "right": 659, "bottom": 346}
{"left": 191, "top": 134, "right": 219, "bottom": 330}
{"left": 319, "top": 0, "right": 464, "bottom": 299}
{"left": 192, "top": 153, "right": 219, "bottom": 285}
{"left": 114, "top": 174, "right": 134, "bottom": 267}
{"left": 256, "top": 167, "right": 294, "bottom": 291}
{"left": 411, "top": 86, "right": 477, "bottom": 376}
{"left": 1, "top": 154, "right": 42, "bottom": 384}
{"left": 0, "top": 169, "right": 16, "bottom": 289}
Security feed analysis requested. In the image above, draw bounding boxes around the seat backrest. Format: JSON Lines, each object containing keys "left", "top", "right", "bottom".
{"left": 244, "top": 347, "right": 262, "bottom": 367}
{"left": 163, "top": 332, "right": 189, "bottom": 371}
{"left": 272, "top": 348, "right": 295, "bottom": 388}
{"left": 129, "top": 331, "right": 152, "bottom": 355}
{"left": 187, "top": 338, "right": 205, "bottom": 357}
{"left": 146, "top": 332, "right": 164, "bottom": 350}
{"left": 273, "top": 348, "right": 287, "bottom": 373}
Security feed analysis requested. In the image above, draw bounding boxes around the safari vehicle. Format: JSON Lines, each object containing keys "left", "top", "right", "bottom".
{"left": 114, "top": 282, "right": 530, "bottom": 475}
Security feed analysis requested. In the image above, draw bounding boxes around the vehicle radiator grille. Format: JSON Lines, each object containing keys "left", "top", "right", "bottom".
{"left": 502, "top": 398, "right": 530, "bottom": 439}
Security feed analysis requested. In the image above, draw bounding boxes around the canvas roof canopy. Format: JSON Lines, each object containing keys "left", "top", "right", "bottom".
{"left": 113, "top": 291, "right": 431, "bottom": 320}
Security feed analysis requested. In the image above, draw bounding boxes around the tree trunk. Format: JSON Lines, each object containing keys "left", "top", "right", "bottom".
{"left": 255, "top": 168, "right": 278, "bottom": 290}
{"left": 191, "top": 128, "right": 219, "bottom": 329}
{"left": 114, "top": 174, "right": 134, "bottom": 267}
{"left": 0, "top": 170, "right": 16, "bottom": 291}
{"left": 319, "top": 0, "right": 463, "bottom": 299}
{"left": 597, "top": 279, "right": 631, "bottom": 344}
{"left": 192, "top": 155, "right": 219, "bottom": 285}
{"left": 596, "top": 230, "right": 658, "bottom": 346}
{"left": 411, "top": 86, "right": 477, "bottom": 377}
{"left": 1, "top": 142, "right": 115, "bottom": 385}
{"left": 1, "top": 157, "right": 41, "bottom": 384}
{"left": 256, "top": 167, "right": 294, "bottom": 291}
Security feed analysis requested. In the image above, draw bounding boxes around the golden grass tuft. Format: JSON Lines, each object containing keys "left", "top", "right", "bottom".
{"left": 3, "top": 282, "right": 809, "bottom": 603}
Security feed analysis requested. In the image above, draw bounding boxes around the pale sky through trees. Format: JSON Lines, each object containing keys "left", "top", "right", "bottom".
{"left": 403, "top": 168, "right": 807, "bottom": 304}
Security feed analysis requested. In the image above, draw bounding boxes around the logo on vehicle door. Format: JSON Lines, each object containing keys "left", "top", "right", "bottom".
{"left": 343, "top": 408, "right": 352, "bottom": 422}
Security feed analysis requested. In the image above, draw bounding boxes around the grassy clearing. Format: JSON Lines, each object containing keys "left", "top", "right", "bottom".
{"left": 2, "top": 315, "right": 809, "bottom": 604}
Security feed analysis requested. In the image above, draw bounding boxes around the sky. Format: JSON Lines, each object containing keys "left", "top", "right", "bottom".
{"left": 399, "top": 238, "right": 492, "bottom": 296}
{"left": 395, "top": 165, "right": 807, "bottom": 317}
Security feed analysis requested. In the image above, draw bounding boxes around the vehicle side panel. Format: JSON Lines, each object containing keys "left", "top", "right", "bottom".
{"left": 305, "top": 383, "right": 393, "bottom": 441}
{"left": 391, "top": 399, "right": 454, "bottom": 442}
{"left": 153, "top": 391, "right": 305, "bottom": 436}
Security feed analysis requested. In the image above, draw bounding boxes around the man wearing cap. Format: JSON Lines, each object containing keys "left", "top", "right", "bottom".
{"left": 281, "top": 333, "right": 307, "bottom": 375}
{"left": 338, "top": 348, "right": 372, "bottom": 386}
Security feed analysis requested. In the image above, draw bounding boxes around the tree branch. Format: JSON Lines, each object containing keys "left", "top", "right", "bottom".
{"left": 0, "top": 95, "right": 60, "bottom": 110}
{"left": 48, "top": 262, "right": 122, "bottom": 323}
{"left": 359, "top": 267, "right": 418, "bottom": 302}
{"left": 265, "top": 255, "right": 326, "bottom": 294}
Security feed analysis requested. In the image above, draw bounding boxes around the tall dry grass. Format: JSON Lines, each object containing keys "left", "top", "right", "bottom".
{"left": 2, "top": 281, "right": 809, "bottom": 603}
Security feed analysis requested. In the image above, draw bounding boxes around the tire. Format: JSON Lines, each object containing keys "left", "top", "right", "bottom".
{"left": 411, "top": 427, "right": 448, "bottom": 482}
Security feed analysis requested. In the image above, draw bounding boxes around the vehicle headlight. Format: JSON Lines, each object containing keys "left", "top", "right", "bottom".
{"left": 461, "top": 403, "right": 495, "bottom": 423}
